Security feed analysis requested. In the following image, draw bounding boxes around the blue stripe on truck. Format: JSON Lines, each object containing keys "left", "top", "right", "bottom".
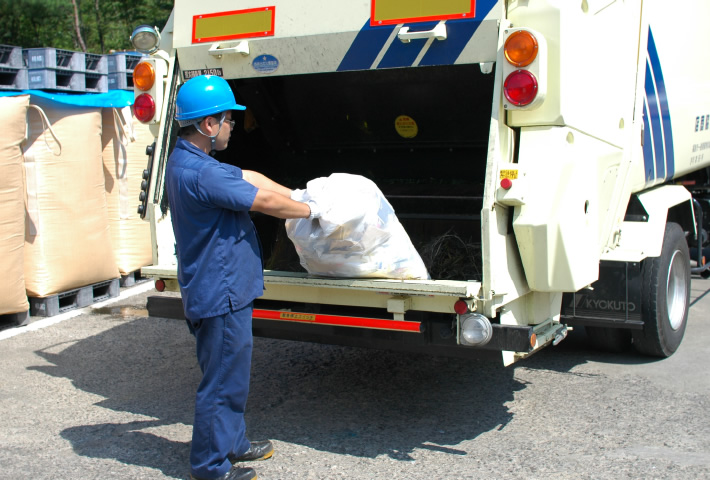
{"left": 648, "top": 29, "right": 675, "bottom": 180}
{"left": 338, "top": 22, "right": 396, "bottom": 72}
{"left": 417, "top": 19, "right": 485, "bottom": 67}
{"left": 645, "top": 57, "right": 666, "bottom": 180}
{"left": 378, "top": 21, "right": 439, "bottom": 68}
{"left": 643, "top": 28, "right": 675, "bottom": 184}
{"left": 642, "top": 103, "right": 655, "bottom": 183}
{"left": 338, "top": 0, "right": 498, "bottom": 71}
{"left": 419, "top": 0, "right": 498, "bottom": 66}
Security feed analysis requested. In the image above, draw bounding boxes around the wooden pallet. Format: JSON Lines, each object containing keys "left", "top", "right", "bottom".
{"left": 29, "top": 278, "right": 120, "bottom": 317}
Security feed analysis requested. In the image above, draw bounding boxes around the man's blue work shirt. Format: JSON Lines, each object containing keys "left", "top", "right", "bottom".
{"left": 165, "top": 137, "right": 264, "bottom": 320}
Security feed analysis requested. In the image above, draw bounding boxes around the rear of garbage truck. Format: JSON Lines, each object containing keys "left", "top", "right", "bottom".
{"left": 137, "top": 0, "right": 710, "bottom": 365}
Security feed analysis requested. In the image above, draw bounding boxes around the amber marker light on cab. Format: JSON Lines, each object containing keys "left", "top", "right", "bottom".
{"left": 504, "top": 30, "right": 538, "bottom": 67}
{"left": 134, "top": 61, "right": 155, "bottom": 91}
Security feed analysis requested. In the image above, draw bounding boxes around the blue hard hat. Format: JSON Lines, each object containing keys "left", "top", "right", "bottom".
{"left": 175, "top": 75, "right": 245, "bottom": 126}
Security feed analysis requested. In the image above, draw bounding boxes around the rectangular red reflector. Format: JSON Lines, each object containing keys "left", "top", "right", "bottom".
{"left": 371, "top": 0, "right": 475, "bottom": 26}
{"left": 253, "top": 309, "right": 421, "bottom": 333}
{"left": 192, "top": 7, "right": 275, "bottom": 44}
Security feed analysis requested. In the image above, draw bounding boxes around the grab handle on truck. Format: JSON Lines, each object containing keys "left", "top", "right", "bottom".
{"left": 208, "top": 40, "right": 250, "bottom": 58}
{"left": 397, "top": 23, "right": 447, "bottom": 43}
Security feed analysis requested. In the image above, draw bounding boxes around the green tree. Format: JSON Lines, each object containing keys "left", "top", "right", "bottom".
{"left": 0, "top": 0, "right": 74, "bottom": 50}
{"left": 0, "top": 0, "right": 172, "bottom": 53}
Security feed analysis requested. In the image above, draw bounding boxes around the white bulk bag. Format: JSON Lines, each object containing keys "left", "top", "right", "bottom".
{"left": 0, "top": 95, "right": 30, "bottom": 315}
{"left": 23, "top": 96, "right": 118, "bottom": 297}
{"left": 101, "top": 107, "right": 153, "bottom": 275}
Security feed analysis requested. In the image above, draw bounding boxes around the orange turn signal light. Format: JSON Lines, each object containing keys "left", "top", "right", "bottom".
{"left": 133, "top": 61, "right": 155, "bottom": 91}
{"left": 504, "top": 30, "right": 538, "bottom": 67}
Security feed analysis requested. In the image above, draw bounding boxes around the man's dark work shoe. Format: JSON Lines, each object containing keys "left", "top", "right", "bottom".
{"left": 190, "top": 465, "right": 256, "bottom": 480}
{"left": 230, "top": 440, "right": 274, "bottom": 462}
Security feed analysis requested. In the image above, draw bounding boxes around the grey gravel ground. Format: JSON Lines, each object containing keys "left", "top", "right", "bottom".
{"left": 1, "top": 278, "right": 709, "bottom": 480}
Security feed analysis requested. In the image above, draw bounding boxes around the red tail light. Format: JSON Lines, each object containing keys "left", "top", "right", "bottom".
{"left": 503, "top": 70, "right": 538, "bottom": 107}
{"left": 454, "top": 300, "right": 469, "bottom": 315}
{"left": 134, "top": 93, "right": 156, "bottom": 123}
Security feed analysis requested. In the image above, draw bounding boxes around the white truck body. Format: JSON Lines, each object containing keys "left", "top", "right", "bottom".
{"left": 138, "top": 0, "right": 710, "bottom": 364}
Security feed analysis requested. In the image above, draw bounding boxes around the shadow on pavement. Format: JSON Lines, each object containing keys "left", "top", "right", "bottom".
{"left": 247, "top": 341, "right": 522, "bottom": 461}
{"left": 30, "top": 315, "right": 198, "bottom": 478}
{"left": 25, "top": 311, "right": 537, "bottom": 476}
{"left": 60, "top": 420, "right": 190, "bottom": 478}
{"left": 29, "top": 278, "right": 707, "bottom": 478}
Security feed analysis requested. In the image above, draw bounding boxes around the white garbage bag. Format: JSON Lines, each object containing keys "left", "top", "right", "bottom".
{"left": 286, "top": 173, "right": 430, "bottom": 279}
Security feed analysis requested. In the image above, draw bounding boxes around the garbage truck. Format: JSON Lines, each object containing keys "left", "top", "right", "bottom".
{"left": 134, "top": 0, "right": 710, "bottom": 365}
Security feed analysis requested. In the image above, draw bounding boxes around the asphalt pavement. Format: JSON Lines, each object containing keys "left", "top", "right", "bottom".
{"left": 1, "top": 277, "right": 709, "bottom": 479}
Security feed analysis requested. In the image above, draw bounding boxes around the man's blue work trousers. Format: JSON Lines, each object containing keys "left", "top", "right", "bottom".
{"left": 188, "top": 302, "right": 254, "bottom": 479}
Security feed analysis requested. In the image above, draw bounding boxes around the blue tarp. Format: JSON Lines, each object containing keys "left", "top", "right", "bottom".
{"left": 0, "top": 89, "right": 133, "bottom": 107}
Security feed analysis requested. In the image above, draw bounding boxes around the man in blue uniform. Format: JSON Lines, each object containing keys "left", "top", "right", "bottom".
{"left": 165, "top": 75, "right": 319, "bottom": 480}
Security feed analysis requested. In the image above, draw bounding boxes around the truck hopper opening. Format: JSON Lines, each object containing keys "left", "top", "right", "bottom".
{"left": 210, "top": 63, "right": 494, "bottom": 281}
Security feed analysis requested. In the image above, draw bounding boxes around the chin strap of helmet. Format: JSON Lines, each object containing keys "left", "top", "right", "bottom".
{"left": 193, "top": 111, "right": 226, "bottom": 153}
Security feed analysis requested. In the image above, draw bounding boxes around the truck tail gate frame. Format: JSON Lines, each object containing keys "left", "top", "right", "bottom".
{"left": 145, "top": 296, "right": 534, "bottom": 354}
{"left": 252, "top": 307, "right": 536, "bottom": 353}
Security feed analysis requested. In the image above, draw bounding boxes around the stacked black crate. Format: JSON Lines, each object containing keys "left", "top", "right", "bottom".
{"left": 24, "top": 48, "right": 86, "bottom": 92}
{"left": 84, "top": 53, "right": 108, "bottom": 93}
{"left": 0, "top": 45, "right": 28, "bottom": 90}
{"left": 107, "top": 52, "right": 144, "bottom": 90}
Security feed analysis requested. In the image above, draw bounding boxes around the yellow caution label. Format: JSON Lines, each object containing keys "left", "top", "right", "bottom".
{"left": 394, "top": 115, "right": 418, "bottom": 139}
{"left": 279, "top": 312, "right": 316, "bottom": 322}
{"left": 372, "top": 0, "right": 475, "bottom": 25}
{"left": 500, "top": 169, "right": 519, "bottom": 180}
{"left": 193, "top": 7, "right": 275, "bottom": 43}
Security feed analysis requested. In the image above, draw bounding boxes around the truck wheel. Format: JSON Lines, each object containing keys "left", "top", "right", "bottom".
{"left": 632, "top": 222, "right": 690, "bottom": 357}
{"left": 585, "top": 326, "right": 631, "bottom": 353}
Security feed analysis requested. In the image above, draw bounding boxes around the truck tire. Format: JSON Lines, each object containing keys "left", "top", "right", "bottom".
{"left": 585, "top": 326, "right": 631, "bottom": 353}
{"left": 632, "top": 222, "right": 690, "bottom": 357}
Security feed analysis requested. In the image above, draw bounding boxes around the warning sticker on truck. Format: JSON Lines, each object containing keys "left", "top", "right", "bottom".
{"left": 500, "top": 169, "right": 519, "bottom": 180}
{"left": 279, "top": 313, "right": 316, "bottom": 322}
{"left": 394, "top": 115, "right": 418, "bottom": 138}
{"left": 371, "top": 0, "right": 475, "bottom": 26}
{"left": 192, "top": 7, "right": 275, "bottom": 43}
